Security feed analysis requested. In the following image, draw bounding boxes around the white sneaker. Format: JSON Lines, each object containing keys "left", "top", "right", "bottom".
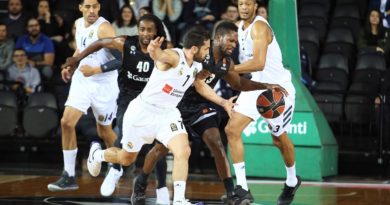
{"left": 156, "top": 186, "right": 170, "bottom": 205}
{"left": 173, "top": 199, "right": 197, "bottom": 205}
{"left": 100, "top": 167, "right": 123, "bottom": 197}
{"left": 87, "top": 142, "right": 102, "bottom": 177}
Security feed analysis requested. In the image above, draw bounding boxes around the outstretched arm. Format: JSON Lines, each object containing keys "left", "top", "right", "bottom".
{"left": 147, "top": 37, "right": 179, "bottom": 70}
{"left": 232, "top": 21, "right": 270, "bottom": 73}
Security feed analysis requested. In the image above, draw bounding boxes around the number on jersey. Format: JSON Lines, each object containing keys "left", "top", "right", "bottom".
{"left": 136, "top": 61, "right": 150, "bottom": 73}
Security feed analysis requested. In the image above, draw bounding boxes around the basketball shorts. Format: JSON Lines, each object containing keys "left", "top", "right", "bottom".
{"left": 65, "top": 73, "right": 119, "bottom": 126}
{"left": 121, "top": 96, "right": 187, "bottom": 152}
{"left": 234, "top": 81, "right": 296, "bottom": 136}
{"left": 183, "top": 104, "right": 219, "bottom": 137}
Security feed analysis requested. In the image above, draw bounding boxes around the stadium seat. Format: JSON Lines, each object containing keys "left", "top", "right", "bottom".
{"left": 298, "top": 16, "right": 328, "bottom": 43}
{"left": 316, "top": 53, "right": 349, "bottom": 90}
{"left": 0, "top": 91, "right": 18, "bottom": 137}
{"left": 352, "top": 52, "right": 386, "bottom": 90}
{"left": 344, "top": 83, "right": 378, "bottom": 124}
{"left": 313, "top": 81, "right": 344, "bottom": 123}
{"left": 330, "top": 5, "right": 361, "bottom": 40}
{"left": 23, "top": 92, "right": 59, "bottom": 138}
{"left": 299, "top": 0, "right": 331, "bottom": 14}
{"left": 323, "top": 27, "right": 355, "bottom": 64}
{"left": 299, "top": 26, "right": 320, "bottom": 68}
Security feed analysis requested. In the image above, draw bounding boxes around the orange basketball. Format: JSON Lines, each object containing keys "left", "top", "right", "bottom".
{"left": 256, "top": 89, "right": 285, "bottom": 119}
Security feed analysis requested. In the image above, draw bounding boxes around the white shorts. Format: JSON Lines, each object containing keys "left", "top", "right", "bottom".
{"left": 65, "top": 72, "right": 119, "bottom": 126}
{"left": 121, "top": 96, "right": 187, "bottom": 152}
{"left": 234, "top": 81, "right": 296, "bottom": 136}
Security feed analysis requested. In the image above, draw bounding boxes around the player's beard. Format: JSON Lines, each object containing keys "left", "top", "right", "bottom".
{"left": 193, "top": 51, "right": 204, "bottom": 62}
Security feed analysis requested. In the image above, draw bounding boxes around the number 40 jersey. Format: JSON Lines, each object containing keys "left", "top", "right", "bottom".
{"left": 119, "top": 36, "right": 154, "bottom": 95}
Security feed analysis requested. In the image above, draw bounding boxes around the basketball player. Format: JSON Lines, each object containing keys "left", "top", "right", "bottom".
{"left": 61, "top": 15, "right": 171, "bottom": 201}
{"left": 47, "top": 0, "right": 119, "bottom": 191}
{"left": 86, "top": 27, "right": 236, "bottom": 205}
{"left": 225, "top": 0, "right": 301, "bottom": 204}
{"left": 130, "top": 22, "right": 288, "bottom": 205}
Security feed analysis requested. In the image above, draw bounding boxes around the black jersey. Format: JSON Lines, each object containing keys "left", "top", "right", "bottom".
{"left": 178, "top": 48, "right": 232, "bottom": 122}
{"left": 118, "top": 36, "right": 154, "bottom": 94}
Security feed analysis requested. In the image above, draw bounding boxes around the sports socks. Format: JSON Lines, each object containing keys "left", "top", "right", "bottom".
{"left": 285, "top": 162, "right": 298, "bottom": 187}
{"left": 155, "top": 157, "right": 167, "bottom": 189}
{"left": 223, "top": 177, "right": 235, "bottom": 193}
{"left": 233, "top": 162, "right": 248, "bottom": 190}
{"left": 63, "top": 149, "right": 77, "bottom": 177}
{"left": 173, "top": 181, "right": 186, "bottom": 202}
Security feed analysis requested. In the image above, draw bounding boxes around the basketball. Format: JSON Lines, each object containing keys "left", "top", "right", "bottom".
{"left": 256, "top": 89, "right": 285, "bottom": 119}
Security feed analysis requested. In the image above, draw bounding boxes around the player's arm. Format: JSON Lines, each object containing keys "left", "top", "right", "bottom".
{"left": 193, "top": 77, "right": 237, "bottom": 118}
{"left": 232, "top": 21, "right": 270, "bottom": 73}
{"left": 148, "top": 37, "right": 180, "bottom": 70}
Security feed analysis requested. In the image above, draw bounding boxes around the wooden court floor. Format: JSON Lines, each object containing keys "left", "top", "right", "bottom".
{"left": 0, "top": 171, "right": 390, "bottom": 205}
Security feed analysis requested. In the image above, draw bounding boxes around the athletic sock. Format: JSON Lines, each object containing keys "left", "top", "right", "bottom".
{"left": 63, "top": 149, "right": 77, "bottom": 177}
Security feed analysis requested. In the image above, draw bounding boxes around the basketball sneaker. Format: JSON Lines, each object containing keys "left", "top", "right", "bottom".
{"left": 47, "top": 171, "right": 79, "bottom": 191}
{"left": 277, "top": 176, "right": 302, "bottom": 205}
{"left": 100, "top": 166, "right": 123, "bottom": 197}
{"left": 87, "top": 142, "right": 102, "bottom": 177}
{"left": 230, "top": 185, "right": 254, "bottom": 205}
{"left": 173, "top": 199, "right": 199, "bottom": 205}
{"left": 220, "top": 191, "right": 236, "bottom": 205}
{"left": 131, "top": 175, "right": 147, "bottom": 205}
{"left": 156, "top": 186, "right": 170, "bottom": 205}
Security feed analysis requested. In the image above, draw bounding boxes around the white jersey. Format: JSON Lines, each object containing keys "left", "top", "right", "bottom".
{"left": 139, "top": 48, "right": 203, "bottom": 108}
{"left": 74, "top": 17, "right": 117, "bottom": 81}
{"left": 238, "top": 16, "right": 291, "bottom": 85}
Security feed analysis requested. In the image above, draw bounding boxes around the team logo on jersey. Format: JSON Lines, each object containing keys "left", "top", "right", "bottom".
{"left": 178, "top": 68, "right": 183, "bottom": 76}
{"left": 88, "top": 30, "right": 94, "bottom": 38}
{"left": 130, "top": 45, "right": 136, "bottom": 55}
{"left": 98, "top": 115, "right": 105, "bottom": 121}
{"left": 204, "top": 54, "right": 210, "bottom": 64}
{"left": 162, "top": 84, "right": 173, "bottom": 94}
{"left": 127, "top": 142, "right": 133, "bottom": 149}
{"left": 170, "top": 123, "right": 178, "bottom": 132}
{"left": 193, "top": 68, "right": 199, "bottom": 78}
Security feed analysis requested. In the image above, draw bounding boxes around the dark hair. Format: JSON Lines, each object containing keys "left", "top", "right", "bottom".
{"left": 182, "top": 25, "right": 210, "bottom": 49}
{"left": 137, "top": 14, "right": 166, "bottom": 39}
{"left": 0, "top": 22, "right": 6, "bottom": 27}
{"left": 139, "top": 6, "right": 152, "bottom": 14}
{"left": 25, "top": 17, "right": 39, "bottom": 27}
{"left": 116, "top": 4, "right": 137, "bottom": 28}
{"left": 80, "top": 0, "right": 100, "bottom": 5}
{"left": 365, "top": 9, "right": 385, "bottom": 37}
{"left": 215, "top": 21, "right": 238, "bottom": 37}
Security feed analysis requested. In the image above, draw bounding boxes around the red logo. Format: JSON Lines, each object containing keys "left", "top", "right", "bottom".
{"left": 162, "top": 84, "right": 173, "bottom": 94}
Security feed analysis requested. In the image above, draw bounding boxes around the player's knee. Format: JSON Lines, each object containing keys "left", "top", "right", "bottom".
{"left": 272, "top": 135, "right": 282, "bottom": 148}
{"left": 60, "top": 116, "right": 75, "bottom": 131}
{"left": 118, "top": 151, "right": 135, "bottom": 166}
{"left": 225, "top": 124, "right": 239, "bottom": 139}
{"left": 173, "top": 145, "right": 191, "bottom": 160}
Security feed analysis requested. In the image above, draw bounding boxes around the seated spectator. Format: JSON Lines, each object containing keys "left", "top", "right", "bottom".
{"left": 192, "top": 0, "right": 217, "bottom": 30}
{"left": 3, "top": 0, "right": 29, "bottom": 41}
{"left": 152, "top": 0, "right": 182, "bottom": 44}
{"left": 368, "top": 0, "right": 390, "bottom": 29}
{"left": 212, "top": 3, "right": 238, "bottom": 38}
{"left": 257, "top": 2, "right": 268, "bottom": 20}
{"left": 36, "top": 0, "right": 65, "bottom": 43}
{"left": 15, "top": 17, "right": 55, "bottom": 80}
{"left": 7, "top": 48, "right": 41, "bottom": 95}
{"left": 113, "top": 4, "right": 138, "bottom": 36}
{"left": 358, "top": 9, "right": 389, "bottom": 55}
{"left": 0, "top": 23, "right": 15, "bottom": 72}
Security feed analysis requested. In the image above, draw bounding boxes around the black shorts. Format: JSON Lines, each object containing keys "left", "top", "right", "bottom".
{"left": 181, "top": 103, "right": 221, "bottom": 139}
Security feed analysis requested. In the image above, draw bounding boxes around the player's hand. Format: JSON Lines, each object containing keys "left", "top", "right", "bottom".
{"left": 222, "top": 96, "right": 238, "bottom": 118}
{"left": 62, "top": 56, "right": 80, "bottom": 72}
{"left": 196, "top": 70, "right": 211, "bottom": 80}
{"left": 79, "top": 65, "right": 102, "bottom": 77}
{"left": 148, "top": 36, "right": 165, "bottom": 51}
{"left": 61, "top": 67, "right": 72, "bottom": 83}
{"left": 266, "top": 83, "right": 288, "bottom": 96}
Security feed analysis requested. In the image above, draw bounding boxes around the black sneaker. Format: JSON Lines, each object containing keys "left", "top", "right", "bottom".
{"left": 220, "top": 191, "right": 236, "bottom": 205}
{"left": 47, "top": 171, "right": 79, "bottom": 191}
{"left": 230, "top": 185, "right": 254, "bottom": 205}
{"left": 131, "top": 176, "right": 147, "bottom": 205}
{"left": 277, "top": 176, "right": 302, "bottom": 205}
